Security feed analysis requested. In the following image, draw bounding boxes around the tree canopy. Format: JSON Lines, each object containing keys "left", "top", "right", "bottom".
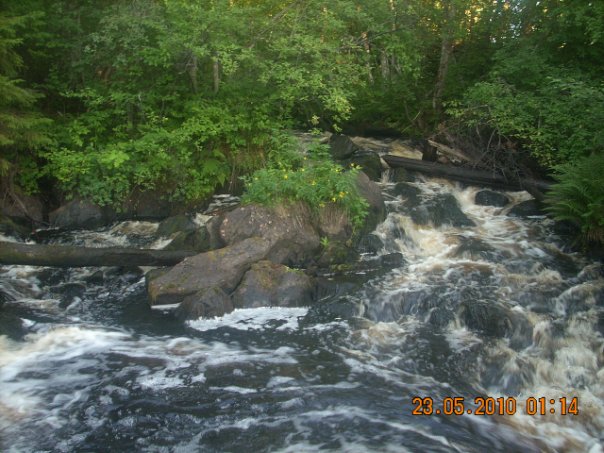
{"left": 1, "top": 0, "right": 603, "bottom": 241}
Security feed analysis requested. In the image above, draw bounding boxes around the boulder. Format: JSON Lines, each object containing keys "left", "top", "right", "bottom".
{"left": 475, "top": 190, "right": 510, "bottom": 207}
{"left": 356, "top": 233, "right": 383, "bottom": 254}
{"left": 452, "top": 236, "right": 501, "bottom": 262}
{"left": 409, "top": 194, "right": 475, "bottom": 228}
{"left": 0, "top": 189, "right": 44, "bottom": 223}
{"left": 215, "top": 172, "right": 383, "bottom": 264}
{"left": 49, "top": 199, "right": 111, "bottom": 230}
{"left": 205, "top": 215, "right": 226, "bottom": 250}
{"left": 232, "top": 260, "right": 314, "bottom": 309}
{"left": 388, "top": 167, "right": 415, "bottom": 183}
{"left": 147, "top": 236, "right": 272, "bottom": 306}
{"left": 392, "top": 182, "right": 421, "bottom": 207}
{"left": 316, "top": 241, "right": 358, "bottom": 267}
{"left": 0, "top": 214, "right": 31, "bottom": 239}
{"left": 0, "top": 311, "right": 29, "bottom": 340}
{"left": 345, "top": 151, "right": 383, "bottom": 181}
{"left": 458, "top": 300, "right": 533, "bottom": 349}
{"left": 508, "top": 199, "right": 543, "bottom": 217}
{"left": 380, "top": 252, "right": 405, "bottom": 268}
{"left": 175, "top": 286, "right": 233, "bottom": 321}
{"left": 219, "top": 203, "right": 321, "bottom": 266}
{"left": 329, "top": 134, "right": 362, "bottom": 160}
{"left": 316, "top": 205, "right": 350, "bottom": 242}
{"left": 163, "top": 227, "right": 210, "bottom": 253}
{"left": 157, "top": 214, "right": 197, "bottom": 237}
{"left": 119, "top": 189, "right": 173, "bottom": 219}
{"left": 355, "top": 171, "right": 386, "bottom": 234}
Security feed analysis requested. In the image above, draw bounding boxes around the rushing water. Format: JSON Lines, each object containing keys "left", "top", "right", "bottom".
{"left": 1, "top": 179, "right": 603, "bottom": 453}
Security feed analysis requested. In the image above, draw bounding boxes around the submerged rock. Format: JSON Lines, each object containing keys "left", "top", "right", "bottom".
{"left": 452, "top": 236, "right": 503, "bottom": 262}
{"left": 380, "top": 252, "right": 405, "bottom": 268}
{"left": 157, "top": 214, "right": 197, "bottom": 237}
{"left": 508, "top": 199, "right": 543, "bottom": 217}
{"left": 458, "top": 300, "right": 533, "bottom": 349}
{"left": 388, "top": 167, "right": 416, "bottom": 183}
{"left": 233, "top": 260, "right": 314, "bottom": 309}
{"left": 409, "top": 194, "right": 475, "bottom": 228}
{"left": 175, "top": 286, "right": 233, "bottom": 321}
{"left": 475, "top": 190, "right": 510, "bottom": 207}
{"left": 392, "top": 182, "right": 421, "bottom": 207}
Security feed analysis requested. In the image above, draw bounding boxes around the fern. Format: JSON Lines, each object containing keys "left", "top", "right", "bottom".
{"left": 545, "top": 154, "right": 604, "bottom": 244}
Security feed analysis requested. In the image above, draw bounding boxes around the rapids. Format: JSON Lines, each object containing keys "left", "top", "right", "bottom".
{"left": 1, "top": 178, "right": 603, "bottom": 452}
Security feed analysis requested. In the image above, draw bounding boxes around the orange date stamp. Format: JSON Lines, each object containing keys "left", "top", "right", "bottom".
{"left": 412, "top": 396, "right": 579, "bottom": 416}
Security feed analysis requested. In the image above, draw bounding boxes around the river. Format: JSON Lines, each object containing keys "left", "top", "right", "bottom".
{"left": 1, "top": 175, "right": 603, "bottom": 452}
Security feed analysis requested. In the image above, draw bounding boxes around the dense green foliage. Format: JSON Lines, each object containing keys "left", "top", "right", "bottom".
{"left": 1, "top": 0, "right": 603, "bottom": 242}
{"left": 545, "top": 154, "right": 604, "bottom": 245}
{"left": 242, "top": 141, "right": 369, "bottom": 230}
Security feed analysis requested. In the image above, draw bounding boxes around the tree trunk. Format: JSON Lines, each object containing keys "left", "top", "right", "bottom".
{"left": 383, "top": 155, "right": 551, "bottom": 194}
{"left": 0, "top": 243, "right": 196, "bottom": 268}
{"left": 188, "top": 53, "right": 199, "bottom": 93}
{"left": 433, "top": 2, "right": 456, "bottom": 119}
{"left": 213, "top": 58, "right": 221, "bottom": 94}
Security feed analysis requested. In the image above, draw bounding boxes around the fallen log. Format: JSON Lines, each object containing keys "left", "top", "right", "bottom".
{"left": 0, "top": 242, "right": 196, "bottom": 267}
{"left": 383, "top": 155, "right": 551, "bottom": 193}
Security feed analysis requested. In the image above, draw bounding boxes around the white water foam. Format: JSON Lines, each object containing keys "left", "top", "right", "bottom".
{"left": 187, "top": 307, "right": 309, "bottom": 332}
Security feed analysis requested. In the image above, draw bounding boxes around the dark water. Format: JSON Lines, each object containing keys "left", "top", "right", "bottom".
{"left": 1, "top": 180, "right": 603, "bottom": 453}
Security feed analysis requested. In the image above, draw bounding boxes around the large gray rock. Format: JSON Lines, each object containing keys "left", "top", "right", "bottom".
{"left": 163, "top": 227, "right": 210, "bottom": 253}
{"left": 0, "top": 189, "right": 44, "bottom": 223}
{"left": 175, "top": 286, "right": 233, "bottom": 321}
{"left": 147, "top": 236, "right": 272, "bottom": 306}
{"left": 345, "top": 151, "right": 383, "bottom": 181}
{"left": 157, "top": 214, "right": 197, "bottom": 237}
{"left": 329, "top": 134, "right": 362, "bottom": 160}
{"left": 232, "top": 260, "right": 314, "bottom": 309}
{"left": 49, "top": 199, "right": 110, "bottom": 230}
{"left": 316, "top": 205, "right": 352, "bottom": 242}
{"left": 0, "top": 214, "right": 31, "bottom": 239}
{"left": 219, "top": 203, "right": 321, "bottom": 266}
{"left": 409, "top": 194, "right": 475, "bottom": 228}
{"left": 119, "top": 189, "right": 173, "bottom": 219}
{"left": 355, "top": 171, "right": 386, "bottom": 234}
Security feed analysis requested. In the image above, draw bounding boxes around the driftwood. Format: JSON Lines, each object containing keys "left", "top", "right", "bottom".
{"left": 427, "top": 139, "right": 474, "bottom": 163}
{"left": 383, "top": 155, "right": 551, "bottom": 193}
{"left": 0, "top": 242, "right": 196, "bottom": 268}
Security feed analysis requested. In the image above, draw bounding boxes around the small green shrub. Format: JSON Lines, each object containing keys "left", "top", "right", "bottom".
{"left": 545, "top": 153, "right": 604, "bottom": 244}
{"left": 242, "top": 141, "right": 369, "bottom": 230}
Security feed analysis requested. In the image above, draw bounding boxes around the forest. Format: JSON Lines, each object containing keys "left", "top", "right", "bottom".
{"left": 1, "top": 0, "right": 603, "bottom": 243}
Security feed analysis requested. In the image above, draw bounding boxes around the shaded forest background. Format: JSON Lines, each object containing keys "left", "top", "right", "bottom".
{"left": 1, "top": 0, "right": 603, "bottom": 242}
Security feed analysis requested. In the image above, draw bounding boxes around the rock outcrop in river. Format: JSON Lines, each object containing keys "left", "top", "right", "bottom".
{"left": 147, "top": 172, "right": 385, "bottom": 319}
